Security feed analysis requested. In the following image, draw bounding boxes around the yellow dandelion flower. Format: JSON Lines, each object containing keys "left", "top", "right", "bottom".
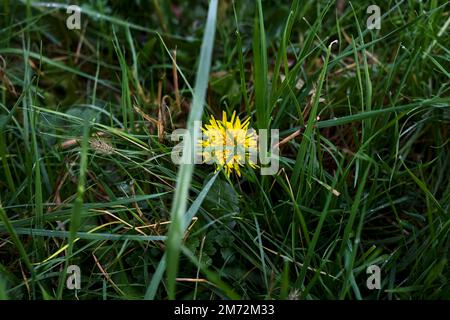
{"left": 199, "top": 111, "right": 257, "bottom": 177}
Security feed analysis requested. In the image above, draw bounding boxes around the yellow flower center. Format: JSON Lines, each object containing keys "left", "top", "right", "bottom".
{"left": 199, "top": 111, "right": 257, "bottom": 177}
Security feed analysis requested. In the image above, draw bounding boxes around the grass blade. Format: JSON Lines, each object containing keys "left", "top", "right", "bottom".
{"left": 165, "top": 0, "right": 218, "bottom": 299}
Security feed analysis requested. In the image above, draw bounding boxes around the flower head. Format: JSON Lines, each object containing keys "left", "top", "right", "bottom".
{"left": 200, "top": 111, "right": 257, "bottom": 177}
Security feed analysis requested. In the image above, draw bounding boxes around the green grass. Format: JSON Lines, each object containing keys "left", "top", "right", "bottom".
{"left": 0, "top": 0, "right": 449, "bottom": 300}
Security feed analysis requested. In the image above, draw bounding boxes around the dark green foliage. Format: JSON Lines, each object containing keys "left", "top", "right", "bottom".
{"left": 0, "top": 0, "right": 448, "bottom": 300}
